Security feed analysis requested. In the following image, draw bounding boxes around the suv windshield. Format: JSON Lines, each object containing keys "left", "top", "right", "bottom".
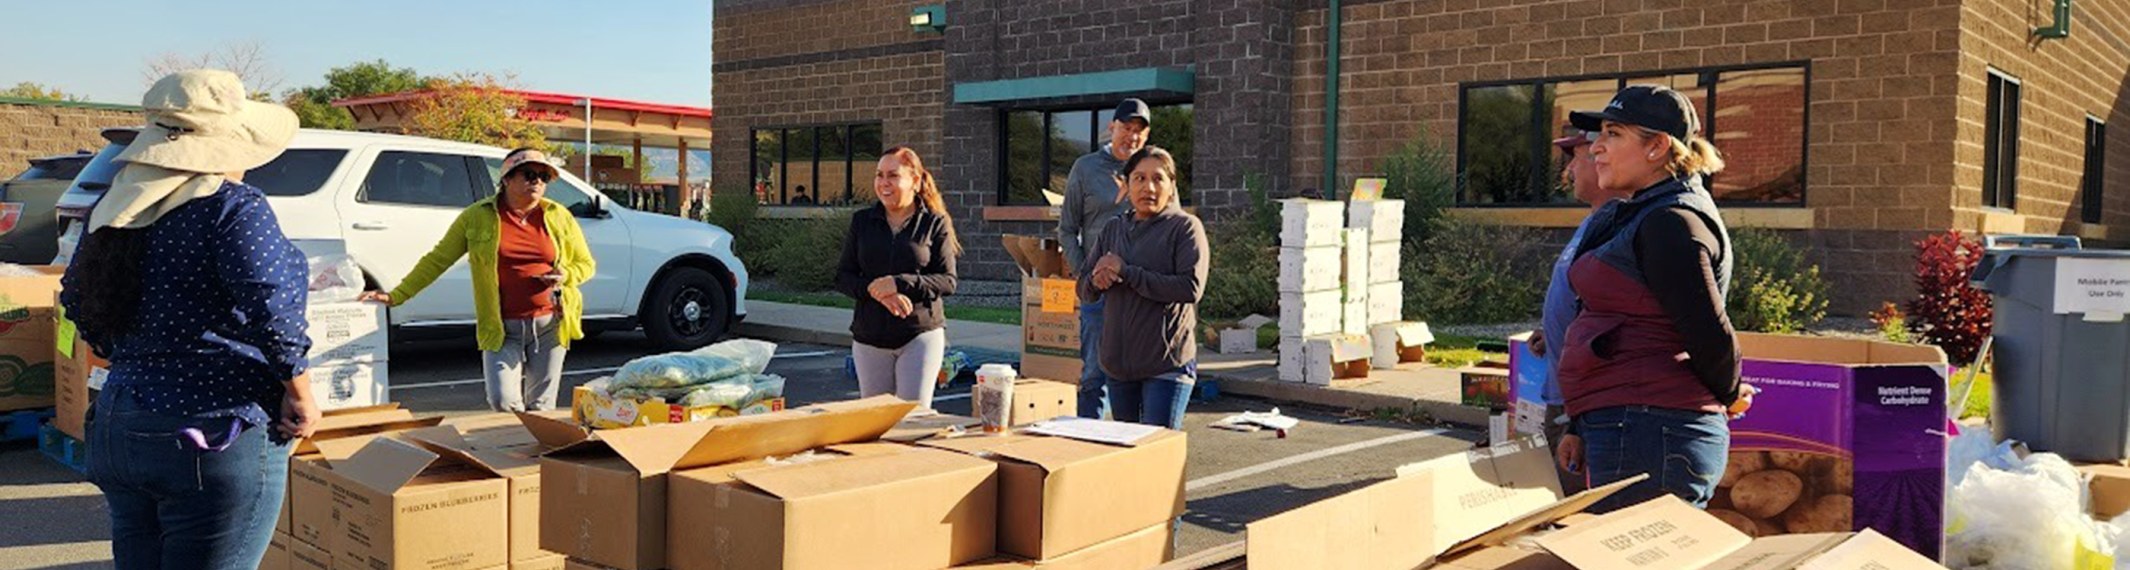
{"left": 247, "top": 149, "right": 347, "bottom": 196}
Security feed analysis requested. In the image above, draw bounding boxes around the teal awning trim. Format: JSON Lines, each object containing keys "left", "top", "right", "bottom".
{"left": 953, "top": 67, "right": 1194, "bottom": 105}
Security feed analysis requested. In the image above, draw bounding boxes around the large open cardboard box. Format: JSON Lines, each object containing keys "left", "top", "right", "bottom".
{"left": 1451, "top": 495, "right": 1949, "bottom": 570}
{"left": 324, "top": 437, "right": 511, "bottom": 570}
{"left": 528, "top": 396, "right": 916, "bottom": 570}
{"left": 286, "top": 405, "right": 444, "bottom": 549}
{"left": 667, "top": 444, "right": 999, "bottom": 570}
{"left": 951, "top": 522, "right": 1174, "bottom": 570}
{"left": 406, "top": 423, "right": 559, "bottom": 565}
{"left": 0, "top": 266, "right": 66, "bottom": 412}
{"left": 1006, "top": 234, "right": 1082, "bottom": 385}
{"left": 917, "top": 430, "right": 1187, "bottom": 561}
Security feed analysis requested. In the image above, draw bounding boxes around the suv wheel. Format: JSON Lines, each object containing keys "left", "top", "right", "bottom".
{"left": 641, "top": 267, "right": 732, "bottom": 350}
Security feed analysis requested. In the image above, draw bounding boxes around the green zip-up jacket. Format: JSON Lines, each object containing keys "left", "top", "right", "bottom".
{"left": 388, "top": 196, "right": 596, "bottom": 352}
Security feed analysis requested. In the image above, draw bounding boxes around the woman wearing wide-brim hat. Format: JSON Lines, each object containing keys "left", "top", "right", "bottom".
{"left": 61, "top": 69, "right": 321, "bottom": 570}
{"left": 359, "top": 147, "right": 595, "bottom": 413}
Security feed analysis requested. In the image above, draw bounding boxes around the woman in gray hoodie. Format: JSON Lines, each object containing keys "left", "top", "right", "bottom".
{"left": 1076, "top": 147, "right": 1208, "bottom": 429}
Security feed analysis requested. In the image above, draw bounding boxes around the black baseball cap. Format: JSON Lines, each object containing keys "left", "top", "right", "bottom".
{"left": 1113, "top": 98, "right": 1152, "bottom": 127}
{"left": 1570, "top": 85, "right": 1699, "bottom": 141}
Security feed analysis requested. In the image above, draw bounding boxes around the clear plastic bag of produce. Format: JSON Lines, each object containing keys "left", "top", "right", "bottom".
{"left": 1945, "top": 444, "right": 2113, "bottom": 570}
{"left": 307, "top": 255, "right": 364, "bottom": 303}
{"left": 609, "top": 339, "right": 776, "bottom": 391}
{"left": 675, "top": 374, "right": 785, "bottom": 409}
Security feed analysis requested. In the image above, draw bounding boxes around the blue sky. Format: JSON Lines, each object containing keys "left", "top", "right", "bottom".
{"left": 0, "top": 0, "right": 713, "bottom": 108}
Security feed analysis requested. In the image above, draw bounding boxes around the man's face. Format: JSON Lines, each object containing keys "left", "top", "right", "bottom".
{"left": 1110, "top": 118, "right": 1150, "bottom": 156}
{"left": 1567, "top": 144, "right": 1603, "bottom": 205}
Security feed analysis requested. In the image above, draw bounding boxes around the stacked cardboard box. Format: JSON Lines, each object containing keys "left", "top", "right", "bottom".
{"left": 305, "top": 301, "right": 389, "bottom": 410}
{"left": 282, "top": 405, "right": 449, "bottom": 568}
{"left": 917, "top": 429, "right": 1187, "bottom": 565}
{"left": 0, "top": 267, "right": 67, "bottom": 413}
{"left": 1004, "top": 235, "right": 1081, "bottom": 385}
{"left": 1350, "top": 199, "right": 1405, "bottom": 327}
{"left": 1277, "top": 199, "right": 1351, "bottom": 383}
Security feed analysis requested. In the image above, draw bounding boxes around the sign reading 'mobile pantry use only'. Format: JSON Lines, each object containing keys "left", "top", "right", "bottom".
{"left": 2055, "top": 257, "right": 2130, "bottom": 316}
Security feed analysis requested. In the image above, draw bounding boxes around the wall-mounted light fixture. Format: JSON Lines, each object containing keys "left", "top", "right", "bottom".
{"left": 2036, "top": 0, "right": 2072, "bottom": 40}
{"left": 910, "top": 5, "right": 945, "bottom": 34}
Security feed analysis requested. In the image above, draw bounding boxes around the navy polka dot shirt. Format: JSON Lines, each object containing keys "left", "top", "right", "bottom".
{"left": 60, "top": 182, "right": 313, "bottom": 428}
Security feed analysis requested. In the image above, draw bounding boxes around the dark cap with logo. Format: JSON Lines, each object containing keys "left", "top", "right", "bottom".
{"left": 1114, "top": 98, "right": 1152, "bottom": 127}
{"left": 1569, "top": 84, "right": 1699, "bottom": 141}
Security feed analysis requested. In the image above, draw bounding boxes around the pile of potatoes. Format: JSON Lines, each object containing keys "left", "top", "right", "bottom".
{"left": 1707, "top": 450, "right": 1854, "bottom": 537}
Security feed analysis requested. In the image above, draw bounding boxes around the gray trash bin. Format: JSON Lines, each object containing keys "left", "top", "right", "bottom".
{"left": 1972, "top": 235, "right": 2130, "bottom": 462}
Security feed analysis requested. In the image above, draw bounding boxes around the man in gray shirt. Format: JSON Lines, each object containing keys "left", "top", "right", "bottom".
{"left": 1059, "top": 98, "right": 1151, "bottom": 419}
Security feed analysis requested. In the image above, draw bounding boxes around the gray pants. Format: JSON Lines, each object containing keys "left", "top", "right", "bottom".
{"left": 484, "top": 314, "right": 568, "bottom": 412}
{"left": 853, "top": 328, "right": 945, "bottom": 409}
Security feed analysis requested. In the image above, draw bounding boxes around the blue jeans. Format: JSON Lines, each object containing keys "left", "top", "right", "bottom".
{"left": 1576, "top": 405, "right": 1729, "bottom": 514}
{"left": 1076, "top": 300, "right": 1111, "bottom": 419}
{"left": 1109, "top": 363, "right": 1195, "bottom": 430}
{"left": 88, "top": 386, "right": 289, "bottom": 570}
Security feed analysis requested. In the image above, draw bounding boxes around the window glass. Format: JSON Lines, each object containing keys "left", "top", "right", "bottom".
{"left": 1461, "top": 84, "right": 1552, "bottom": 204}
{"left": 817, "top": 126, "right": 852, "bottom": 205}
{"left": 752, "top": 129, "right": 780, "bottom": 204}
{"left": 1709, "top": 67, "right": 1806, "bottom": 203}
{"left": 784, "top": 128, "right": 818, "bottom": 205}
{"left": 1004, "top": 111, "right": 1046, "bottom": 206}
{"left": 361, "top": 151, "right": 477, "bottom": 208}
{"left": 246, "top": 149, "right": 347, "bottom": 197}
{"left": 1048, "top": 110, "right": 1094, "bottom": 202}
{"left": 851, "top": 124, "right": 884, "bottom": 203}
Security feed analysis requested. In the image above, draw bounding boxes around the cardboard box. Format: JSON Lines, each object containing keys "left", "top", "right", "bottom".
{"left": 1304, "top": 334, "right": 1372, "bottom": 385}
{"left": 261, "top": 532, "right": 293, "bottom": 570}
{"left": 1340, "top": 228, "right": 1370, "bottom": 303}
{"left": 1368, "top": 242, "right": 1401, "bottom": 283}
{"left": 1714, "top": 333, "right": 1951, "bottom": 558}
{"left": 667, "top": 445, "right": 999, "bottom": 570}
{"left": 307, "top": 301, "right": 387, "bottom": 366}
{"left": 1368, "top": 322, "right": 1432, "bottom": 370}
{"left": 570, "top": 384, "right": 785, "bottom": 429}
{"left": 1507, "top": 495, "right": 1949, "bottom": 570}
{"left": 1277, "top": 246, "right": 1341, "bottom": 293}
{"left": 533, "top": 396, "right": 917, "bottom": 570}
{"left": 405, "top": 424, "right": 558, "bottom": 564}
{"left": 512, "top": 554, "right": 567, "bottom": 570}
{"left": 1347, "top": 199, "right": 1404, "bottom": 242}
{"left": 883, "top": 410, "right": 984, "bottom": 443}
{"left": 1366, "top": 281, "right": 1402, "bottom": 326}
{"left": 948, "top": 522, "right": 1173, "bottom": 570}
{"left": 2086, "top": 463, "right": 2130, "bottom": 519}
{"left": 0, "top": 266, "right": 66, "bottom": 411}
{"left": 311, "top": 362, "right": 390, "bottom": 411}
{"left": 1216, "top": 315, "right": 1273, "bottom": 355}
{"left": 1010, "top": 379, "right": 1076, "bottom": 426}
{"left": 51, "top": 335, "right": 105, "bottom": 441}
{"left": 1278, "top": 290, "right": 1341, "bottom": 338}
{"left": 1460, "top": 362, "right": 1512, "bottom": 411}
{"left": 325, "top": 438, "right": 511, "bottom": 570}
{"left": 287, "top": 406, "right": 446, "bottom": 549}
{"left": 1279, "top": 199, "right": 1343, "bottom": 248}
{"left": 918, "top": 430, "right": 1186, "bottom": 561}
{"left": 1020, "top": 276, "right": 1081, "bottom": 386}
{"left": 290, "top": 535, "right": 332, "bottom": 570}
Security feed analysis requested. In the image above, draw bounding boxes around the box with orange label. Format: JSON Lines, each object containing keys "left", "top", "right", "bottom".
{"left": 569, "top": 383, "right": 784, "bottom": 429}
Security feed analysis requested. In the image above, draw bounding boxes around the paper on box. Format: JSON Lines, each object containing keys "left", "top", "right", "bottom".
{"left": 1348, "top": 199, "right": 1405, "bottom": 242}
{"left": 327, "top": 438, "right": 511, "bottom": 570}
{"left": 667, "top": 446, "right": 999, "bottom": 570}
{"left": 307, "top": 301, "right": 388, "bottom": 365}
{"left": 1279, "top": 199, "right": 1343, "bottom": 248}
{"left": 1279, "top": 290, "right": 1341, "bottom": 338}
{"left": 532, "top": 396, "right": 918, "bottom": 570}
{"left": 1367, "top": 282, "right": 1403, "bottom": 326}
{"left": 1278, "top": 246, "right": 1341, "bottom": 293}
{"left": 1369, "top": 242, "right": 1401, "bottom": 283}
{"left": 919, "top": 431, "right": 1187, "bottom": 561}
{"left": 1368, "top": 322, "right": 1432, "bottom": 370}
{"left": 947, "top": 523, "right": 1173, "bottom": 570}
{"left": 310, "top": 362, "right": 389, "bottom": 411}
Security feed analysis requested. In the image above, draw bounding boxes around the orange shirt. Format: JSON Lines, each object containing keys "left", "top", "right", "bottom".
{"left": 497, "top": 207, "right": 558, "bottom": 319}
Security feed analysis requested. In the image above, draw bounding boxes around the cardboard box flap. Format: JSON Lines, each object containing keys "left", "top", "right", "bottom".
{"left": 336, "top": 437, "right": 446, "bottom": 493}
{"left": 731, "top": 446, "right": 991, "bottom": 500}
{"left": 1394, "top": 322, "right": 1436, "bottom": 346}
{"left": 663, "top": 395, "right": 917, "bottom": 469}
{"left": 515, "top": 410, "right": 594, "bottom": 450}
{"left": 988, "top": 431, "right": 1184, "bottom": 472}
{"left": 1535, "top": 495, "right": 1753, "bottom": 570}
{"left": 403, "top": 425, "right": 539, "bottom": 477}
{"left": 1700, "top": 533, "right": 1854, "bottom": 570}
{"left": 578, "top": 420, "right": 722, "bottom": 475}
{"left": 1792, "top": 530, "right": 1948, "bottom": 570}
{"left": 312, "top": 431, "right": 418, "bottom": 463}
{"left": 914, "top": 433, "right": 1046, "bottom": 456}
{"left": 1328, "top": 335, "right": 1373, "bottom": 361}
{"left": 1004, "top": 236, "right": 1036, "bottom": 275}
{"left": 1438, "top": 475, "right": 1645, "bottom": 560}
{"left": 294, "top": 413, "right": 442, "bottom": 456}
{"left": 1737, "top": 333, "right": 1949, "bottom": 367}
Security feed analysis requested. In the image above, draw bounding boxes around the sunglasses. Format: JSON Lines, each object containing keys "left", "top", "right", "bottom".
{"left": 514, "top": 168, "right": 554, "bottom": 183}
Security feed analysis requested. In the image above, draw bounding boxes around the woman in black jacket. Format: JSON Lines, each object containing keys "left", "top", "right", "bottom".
{"left": 836, "top": 146, "right": 960, "bottom": 408}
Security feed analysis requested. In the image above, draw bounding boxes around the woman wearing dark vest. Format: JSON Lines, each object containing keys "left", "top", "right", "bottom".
{"left": 1553, "top": 85, "right": 1750, "bottom": 513}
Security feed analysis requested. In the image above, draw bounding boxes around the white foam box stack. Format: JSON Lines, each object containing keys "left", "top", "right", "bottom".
{"left": 1279, "top": 199, "right": 1344, "bottom": 248}
{"left": 305, "top": 302, "right": 390, "bottom": 410}
{"left": 1340, "top": 228, "right": 1370, "bottom": 335}
{"left": 1279, "top": 290, "right": 1342, "bottom": 338}
{"left": 1278, "top": 247, "right": 1341, "bottom": 293}
{"left": 1368, "top": 242, "right": 1400, "bottom": 279}
{"left": 1368, "top": 281, "right": 1403, "bottom": 326}
{"left": 1348, "top": 199, "right": 1405, "bottom": 242}
{"left": 1277, "top": 337, "right": 1307, "bottom": 382}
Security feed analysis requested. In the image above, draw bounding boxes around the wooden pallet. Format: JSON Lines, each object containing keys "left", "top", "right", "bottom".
{"left": 38, "top": 422, "right": 87, "bottom": 474}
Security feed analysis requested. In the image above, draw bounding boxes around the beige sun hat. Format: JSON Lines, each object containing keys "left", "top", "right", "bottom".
{"left": 115, "top": 69, "right": 297, "bottom": 174}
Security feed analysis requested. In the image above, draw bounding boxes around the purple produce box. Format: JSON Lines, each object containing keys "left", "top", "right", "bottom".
{"left": 1720, "top": 333, "right": 1951, "bottom": 559}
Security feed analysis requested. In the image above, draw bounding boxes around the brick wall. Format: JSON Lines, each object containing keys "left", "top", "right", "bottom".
{"left": 710, "top": 0, "right": 947, "bottom": 200}
{"left": 0, "top": 100, "right": 140, "bottom": 177}
{"left": 1287, "top": 0, "right": 1967, "bottom": 313}
{"left": 1954, "top": 0, "right": 2130, "bottom": 236}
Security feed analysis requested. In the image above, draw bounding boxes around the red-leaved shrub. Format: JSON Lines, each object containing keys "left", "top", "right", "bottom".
{"left": 1905, "top": 230, "right": 1992, "bottom": 365}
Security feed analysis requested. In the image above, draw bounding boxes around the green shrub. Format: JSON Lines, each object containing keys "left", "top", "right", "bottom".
{"left": 1379, "top": 132, "right": 1457, "bottom": 245}
{"left": 760, "top": 213, "right": 851, "bottom": 292}
{"left": 1725, "top": 228, "right": 1829, "bottom": 333}
{"left": 1201, "top": 173, "right": 1280, "bottom": 321}
{"left": 1402, "top": 214, "right": 1548, "bottom": 325}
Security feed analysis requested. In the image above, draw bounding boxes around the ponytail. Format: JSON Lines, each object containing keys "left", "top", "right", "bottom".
{"left": 1666, "top": 136, "right": 1726, "bottom": 177}
{"left": 884, "top": 146, "right": 963, "bottom": 256}
{"left": 71, "top": 227, "right": 149, "bottom": 335}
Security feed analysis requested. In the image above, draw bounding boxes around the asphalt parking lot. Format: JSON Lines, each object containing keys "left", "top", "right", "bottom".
{"left": 0, "top": 331, "right": 1479, "bottom": 569}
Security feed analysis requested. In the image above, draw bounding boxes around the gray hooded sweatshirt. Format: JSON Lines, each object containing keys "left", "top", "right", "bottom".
{"left": 1075, "top": 201, "right": 1209, "bottom": 381}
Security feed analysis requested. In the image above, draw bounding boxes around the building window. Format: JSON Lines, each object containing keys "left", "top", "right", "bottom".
{"left": 748, "top": 123, "right": 883, "bottom": 206}
{"left": 1456, "top": 63, "right": 1808, "bottom": 206}
{"left": 2086, "top": 116, "right": 2106, "bottom": 224}
{"left": 999, "top": 104, "right": 1193, "bottom": 206}
{"left": 1983, "top": 71, "right": 2021, "bottom": 210}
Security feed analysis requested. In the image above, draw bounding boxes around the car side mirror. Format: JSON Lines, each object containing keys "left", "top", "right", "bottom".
{"left": 583, "top": 198, "right": 613, "bottom": 219}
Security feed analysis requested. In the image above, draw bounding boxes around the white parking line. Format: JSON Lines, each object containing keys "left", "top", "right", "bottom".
{"left": 392, "top": 350, "right": 841, "bottom": 391}
{"left": 1183, "top": 428, "right": 1453, "bottom": 493}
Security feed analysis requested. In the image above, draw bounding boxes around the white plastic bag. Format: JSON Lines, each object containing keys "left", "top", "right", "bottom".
{"left": 1945, "top": 449, "right": 2110, "bottom": 570}
{"left": 610, "top": 339, "right": 777, "bottom": 391}
{"left": 306, "top": 255, "right": 364, "bottom": 303}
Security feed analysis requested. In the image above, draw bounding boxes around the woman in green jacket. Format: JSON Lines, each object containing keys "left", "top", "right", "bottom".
{"left": 360, "top": 148, "right": 596, "bottom": 412}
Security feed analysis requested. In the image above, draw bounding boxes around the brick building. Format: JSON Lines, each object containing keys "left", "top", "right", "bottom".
{"left": 0, "top": 97, "right": 142, "bottom": 177}
{"left": 713, "top": 0, "right": 2130, "bottom": 314}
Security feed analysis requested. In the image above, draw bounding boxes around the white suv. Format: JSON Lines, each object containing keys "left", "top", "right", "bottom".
{"left": 55, "top": 128, "right": 749, "bottom": 350}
